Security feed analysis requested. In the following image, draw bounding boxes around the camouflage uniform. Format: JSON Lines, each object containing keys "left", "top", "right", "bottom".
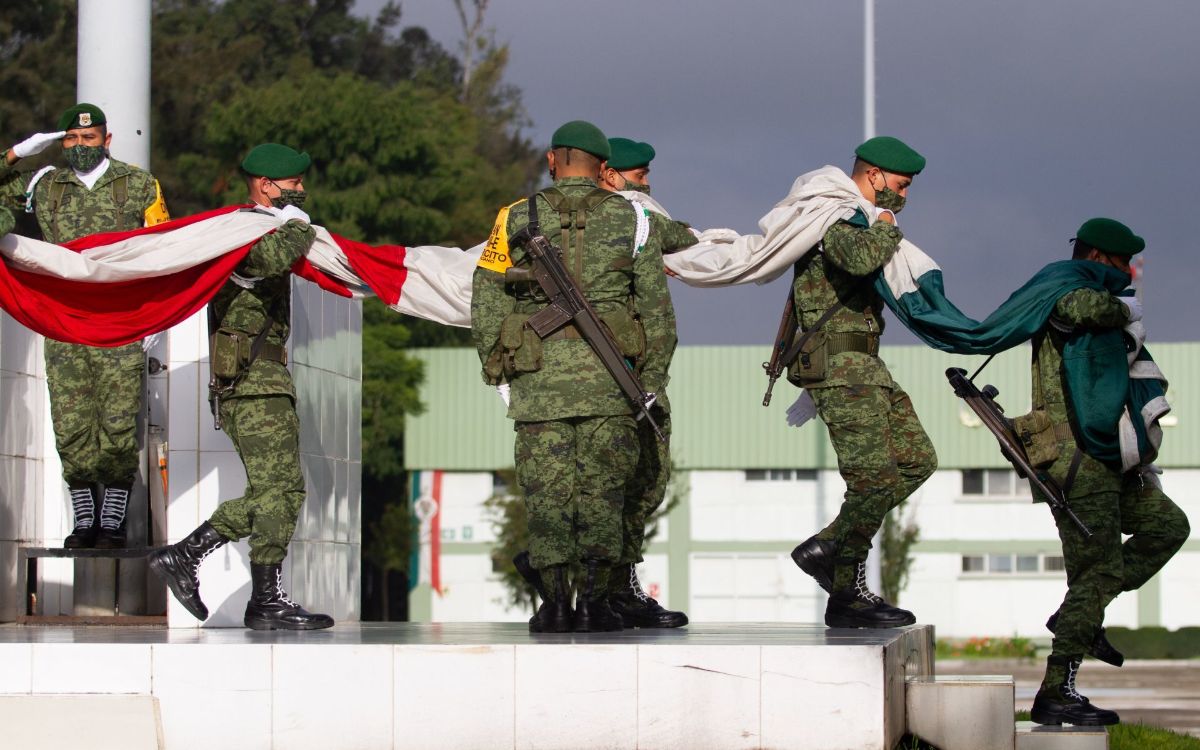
{"left": 205, "top": 216, "right": 314, "bottom": 564}
{"left": 793, "top": 209, "right": 937, "bottom": 588}
{"left": 0, "top": 158, "right": 168, "bottom": 487}
{"left": 620, "top": 211, "right": 694, "bottom": 565}
{"left": 472, "top": 177, "right": 677, "bottom": 570}
{"left": 1032, "top": 287, "right": 1189, "bottom": 664}
{"left": 0, "top": 206, "right": 13, "bottom": 237}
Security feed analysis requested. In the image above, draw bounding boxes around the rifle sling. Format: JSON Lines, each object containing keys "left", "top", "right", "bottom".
{"left": 1062, "top": 448, "right": 1085, "bottom": 498}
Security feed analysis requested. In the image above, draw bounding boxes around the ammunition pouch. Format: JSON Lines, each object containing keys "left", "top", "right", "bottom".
{"left": 209, "top": 328, "right": 287, "bottom": 381}
{"left": 1012, "top": 409, "right": 1064, "bottom": 468}
{"left": 785, "top": 331, "right": 878, "bottom": 386}
{"left": 484, "top": 313, "right": 545, "bottom": 381}
{"left": 600, "top": 308, "right": 645, "bottom": 362}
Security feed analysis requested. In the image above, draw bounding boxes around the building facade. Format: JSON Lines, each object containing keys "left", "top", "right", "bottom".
{"left": 405, "top": 344, "right": 1200, "bottom": 636}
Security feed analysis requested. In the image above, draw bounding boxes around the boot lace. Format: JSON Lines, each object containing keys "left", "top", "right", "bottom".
{"left": 274, "top": 568, "right": 298, "bottom": 607}
{"left": 628, "top": 565, "right": 650, "bottom": 603}
{"left": 69, "top": 487, "right": 94, "bottom": 528}
{"left": 1063, "top": 659, "right": 1084, "bottom": 701}
{"left": 190, "top": 542, "right": 220, "bottom": 586}
{"left": 854, "top": 561, "right": 884, "bottom": 605}
{"left": 99, "top": 486, "right": 129, "bottom": 531}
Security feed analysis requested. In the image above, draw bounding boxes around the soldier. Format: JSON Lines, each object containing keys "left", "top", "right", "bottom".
{"left": 788, "top": 136, "right": 937, "bottom": 628}
{"left": 0, "top": 205, "right": 13, "bottom": 236}
{"left": 1028, "top": 219, "right": 1189, "bottom": 726}
{"left": 0, "top": 103, "right": 170, "bottom": 549}
{"left": 596, "top": 136, "right": 691, "bottom": 628}
{"left": 473, "top": 121, "right": 676, "bottom": 633}
{"left": 149, "top": 143, "right": 333, "bottom": 631}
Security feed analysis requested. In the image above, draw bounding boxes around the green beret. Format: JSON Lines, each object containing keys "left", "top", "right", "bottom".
{"left": 854, "top": 136, "right": 926, "bottom": 175}
{"left": 57, "top": 103, "right": 106, "bottom": 131}
{"left": 1075, "top": 217, "right": 1145, "bottom": 257}
{"left": 550, "top": 120, "right": 611, "bottom": 160}
{"left": 607, "top": 138, "right": 655, "bottom": 171}
{"left": 240, "top": 143, "right": 312, "bottom": 179}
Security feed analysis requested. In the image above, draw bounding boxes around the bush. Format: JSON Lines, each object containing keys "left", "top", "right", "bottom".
{"left": 1105, "top": 626, "right": 1200, "bottom": 660}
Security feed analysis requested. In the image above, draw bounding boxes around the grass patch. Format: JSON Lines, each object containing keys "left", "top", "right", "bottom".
{"left": 935, "top": 636, "right": 1037, "bottom": 659}
{"left": 900, "top": 713, "right": 1200, "bottom": 749}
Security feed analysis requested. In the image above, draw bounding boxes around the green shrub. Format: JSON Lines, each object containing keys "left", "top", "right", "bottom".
{"left": 936, "top": 636, "right": 1038, "bottom": 660}
{"left": 1105, "top": 626, "right": 1200, "bottom": 659}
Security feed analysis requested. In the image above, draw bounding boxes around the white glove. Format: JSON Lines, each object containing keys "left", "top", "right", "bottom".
{"left": 785, "top": 390, "right": 818, "bottom": 428}
{"left": 1140, "top": 463, "right": 1163, "bottom": 491}
{"left": 11, "top": 131, "right": 66, "bottom": 159}
{"left": 496, "top": 383, "right": 511, "bottom": 407}
{"left": 1119, "top": 296, "right": 1143, "bottom": 323}
{"left": 278, "top": 204, "right": 311, "bottom": 225}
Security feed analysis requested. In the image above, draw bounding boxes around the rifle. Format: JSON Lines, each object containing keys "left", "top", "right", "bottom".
{"left": 761, "top": 292, "right": 797, "bottom": 407}
{"left": 508, "top": 218, "right": 665, "bottom": 443}
{"left": 946, "top": 367, "right": 1092, "bottom": 538}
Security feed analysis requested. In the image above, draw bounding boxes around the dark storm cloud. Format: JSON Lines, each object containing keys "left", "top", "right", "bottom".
{"left": 358, "top": 0, "right": 1200, "bottom": 344}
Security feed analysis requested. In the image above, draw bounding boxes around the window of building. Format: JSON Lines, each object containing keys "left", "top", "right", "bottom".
{"left": 961, "top": 469, "right": 1033, "bottom": 498}
{"left": 961, "top": 553, "right": 1065, "bottom": 576}
{"left": 744, "top": 469, "right": 818, "bottom": 482}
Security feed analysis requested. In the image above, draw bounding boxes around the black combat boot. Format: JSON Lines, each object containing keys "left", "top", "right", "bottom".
{"left": 791, "top": 534, "right": 838, "bottom": 593}
{"left": 513, "top": 550, "right": 552, "bottom": 602}
{"left": 94, "top": 482, "right": 132, "bottom": 549}
{"left": 64, "top": 483, "right": 99, "bottom": 549}
{"left": 529, "top": 564, "right": 573, "bottom": 633}
{"left": 147, "top": 522, "right": 228, "bottom": 621}
{"left": 1031, "top": 655, "right": 1120, "bottom": 726}
{"left": 824, "top": 561, "right": 917, "bottom": 629}
{"left": 573, "top": 559, "right": 624, "bottom": 633}
{"left": 609, "top": 563, "right": 688, "bottom": 628}
{"left": 1046, "top": 609, "right": 1125, "bottom": 667}
{"left": 244, "top": 563, "right": 334, "bottom": 631}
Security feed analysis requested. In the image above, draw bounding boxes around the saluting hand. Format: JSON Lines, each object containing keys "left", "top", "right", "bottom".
{"left": 11, "top": 131, "right": 67, "bottom": 159}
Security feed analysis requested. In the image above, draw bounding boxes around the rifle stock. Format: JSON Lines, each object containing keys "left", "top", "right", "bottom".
{"left": 946, "top": 367, "right": 1092, "bottom": 538}
{"left": 510, "top": 226, "right": 666, "bottom": 443}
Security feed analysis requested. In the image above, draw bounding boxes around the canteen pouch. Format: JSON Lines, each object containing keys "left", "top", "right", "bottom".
{"left": 210, "top": 328, "right": 248, "bottom": 381}
{"left": 1013, "top": 409, "right": 1061, "bottom": 468}
{"left": 499, "top": 313, "right": 543, "bottom": 375}
{"left": 786, "top": 330, "right": 828, "bottom": 386}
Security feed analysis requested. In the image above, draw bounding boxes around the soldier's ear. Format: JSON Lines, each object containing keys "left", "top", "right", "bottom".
{"left": 103, "top": 131, "right": 113, "bottom": 150}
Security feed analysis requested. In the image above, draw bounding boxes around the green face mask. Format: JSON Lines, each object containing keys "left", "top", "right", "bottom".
{"left": 623, "top": 181, "right": 651, "bottom": 195}
{"left": 271, "top": 187, "right": 308, "bottom": 210}
{"left": 65, "top": 145, "right": 106, "bottom": 173}
{"left": 874, "top": 185, "right": 905, "bottom": 214}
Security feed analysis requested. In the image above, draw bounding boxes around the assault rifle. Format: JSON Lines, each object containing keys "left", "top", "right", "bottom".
{"left": 761, "top": 292, "right": 797, "bottom": 407}
{"left": 946, "top": 367, "right": 1092, "bottom": 538}
{"left": 508, "top": 224, "right": 665, "bottom": 443}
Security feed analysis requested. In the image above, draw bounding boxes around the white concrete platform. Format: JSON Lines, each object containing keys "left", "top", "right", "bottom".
{"left": 1016, "top": 720, "right": 1109, "bottom": 749}
{"left": 0, "top": 694, "right": 163, "bottom": 749}
{"left": 906, "top": 674, "right": 1015, "bottom": 750}
{"left": 0, "top": 622, "right": 933, "bottom": 750}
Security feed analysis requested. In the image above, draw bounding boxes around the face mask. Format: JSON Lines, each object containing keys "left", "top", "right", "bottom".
{"left": 271, "top": 187, "right": 308, "bottom": 210}
{"left": 874, "top": 185, "right": 905, "bottom": 214}
{"left": 65, "top": 145, "right": 106, "bottom": 173}
{"left": 622, "top": 181, "right": 651, "bottom": 195}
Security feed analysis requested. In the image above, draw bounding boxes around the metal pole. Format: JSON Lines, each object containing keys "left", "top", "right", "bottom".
{"left": 863, "top": 0, "right": 884, "bottom": 595}
{"left": 77, "top": 0, "right": 152, "bottom": 168}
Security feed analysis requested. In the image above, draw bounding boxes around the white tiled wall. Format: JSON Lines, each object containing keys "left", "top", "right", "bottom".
{"left": 163, "top": 277, "right": 362, "bottom": 627}
{"left": 0, "top": 312, "right": 46, "bottom": 621}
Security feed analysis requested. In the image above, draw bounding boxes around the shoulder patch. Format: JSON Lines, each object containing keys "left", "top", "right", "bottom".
{"left": 478, "top": 203, "right": 517, "bottom": 273}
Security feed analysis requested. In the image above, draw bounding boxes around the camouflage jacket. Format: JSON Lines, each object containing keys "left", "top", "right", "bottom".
{"left": 0, "top": 206, "right": 13, "bottom": 236}
{"left": 648, "top": 211, "right": 698, "bottom": 255}
{"left": 0, "top": 157, "right": 168, "bottom": 242}
{"left": 211, "top": 213, "right": 315, "bottom": 399}
{"left": 472, "top": 177, "right": 678, "bottom": 422}
{"left": 791, "top": 208, "right": 903, "bottom": 388}
{"left": 1031, "top": 287, "right": 1132, "bottom": 494}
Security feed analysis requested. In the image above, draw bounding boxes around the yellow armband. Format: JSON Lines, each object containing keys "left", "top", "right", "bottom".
{"left": 143, "top": 180, "right": 170, "bottom": 226}
{"left": 477, "top": 203, "right": 516, "bottom": 273}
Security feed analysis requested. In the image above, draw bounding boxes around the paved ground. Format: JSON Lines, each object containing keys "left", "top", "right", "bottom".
{"left": 939, "top": 658, "right": 1200, "bottom": 736}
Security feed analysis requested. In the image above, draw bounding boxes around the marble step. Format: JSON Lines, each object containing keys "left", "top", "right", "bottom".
{"left": 906, "top": 674, "right": 1015, "bottom": 750}
{"left": 0, "top": 694, "right": 162, "bottom": 750}
{"left": 1016, "top": 720, "right": 1108, "bottom": 750}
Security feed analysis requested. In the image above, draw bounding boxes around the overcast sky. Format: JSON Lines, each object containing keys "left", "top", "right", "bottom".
{"left": 356, "top": 0, "right": 1199, "bottom": 346}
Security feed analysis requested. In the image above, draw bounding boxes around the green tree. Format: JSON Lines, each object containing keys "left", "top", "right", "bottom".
{"left": 881, "top": 508, "right": 920, "bottom": 605}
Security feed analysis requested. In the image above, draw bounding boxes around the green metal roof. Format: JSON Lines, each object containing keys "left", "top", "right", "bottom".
{"left": 404, "top": 343, "right": 1200, "bottom": 471}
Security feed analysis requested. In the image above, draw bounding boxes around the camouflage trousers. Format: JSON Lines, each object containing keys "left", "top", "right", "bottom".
{"left": 207, "top": 395, "right": 306, "bottom": 565}
{"left": 620, "top": 410, "right": 671, "bottom": 566}
{"left": 515, "top": 415, "right": 639, "bottom": 570}
{"left": 1043, "top": 448, "right": 1189, "bottom": 660}
{"left": 810, "top": 384, "right": 937, "bottom": 584}
{"left": 45, "top": 340, "right": 144, "bottom": 486}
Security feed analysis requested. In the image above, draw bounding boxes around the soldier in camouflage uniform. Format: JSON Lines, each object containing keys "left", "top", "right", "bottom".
{"left": 473, "top": 121, "right": 676, "bottom": 633}
{"left": 0, "top": 205, "right": 13, "bottom": 236}
{"left": 149, "top": 143, "right": 333, "bottom": 631}
{"left": 1028, "top": 219, "right": 1189, "bottom": 726}
{"left": 0, "top": 103, "right": 170, "bottom": 549}
{"left": 789, "top": 136, "right": 937, "bottom": 628}
{"left": 595, "top": 137, "right": 692, "bottom": 628}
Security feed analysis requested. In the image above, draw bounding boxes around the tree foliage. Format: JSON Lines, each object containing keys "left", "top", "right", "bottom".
{"left": 881, "top": 507, "right": 920, "bottom": 605}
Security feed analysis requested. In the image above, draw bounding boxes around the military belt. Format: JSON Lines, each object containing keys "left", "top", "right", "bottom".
{"left": 825, "top": 332, "right": 880, "bottom": 357}
{"left": 1053, "top": 422, "right": 1074, "bottom": 442}
{"left": 256, "top": 341, "right": 288, "bottom": 365}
